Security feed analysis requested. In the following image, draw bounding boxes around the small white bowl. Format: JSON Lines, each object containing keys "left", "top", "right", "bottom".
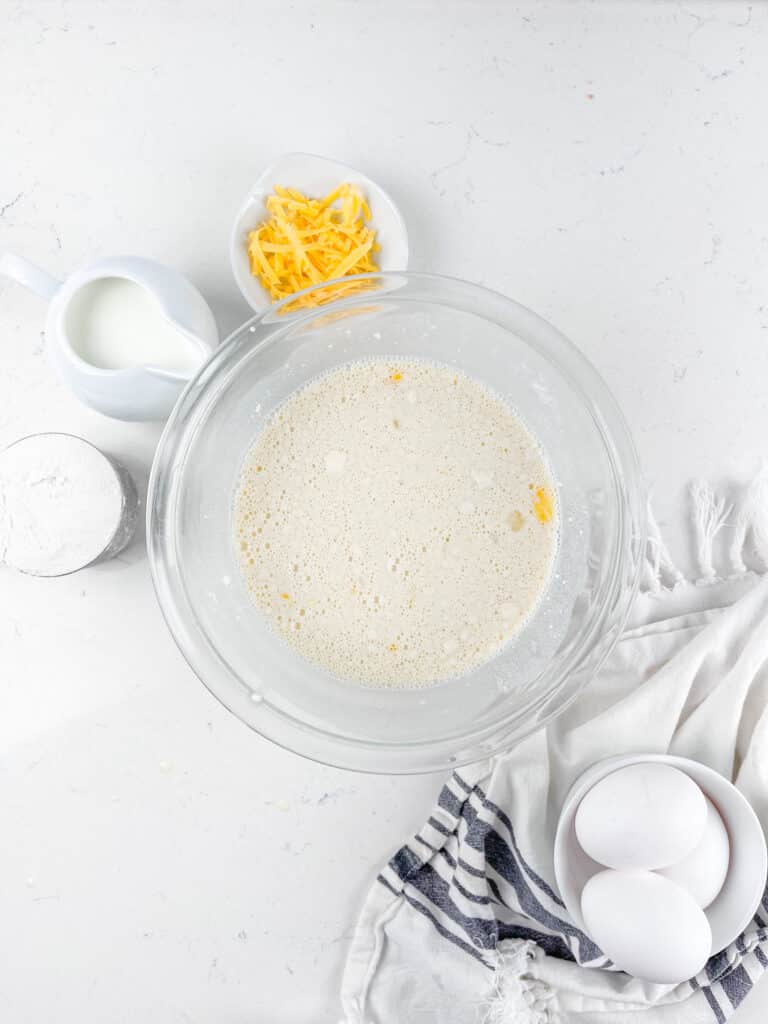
{"left": 554, "top": 754, "right": 767, "bottom": 958}
{"left": 229, "top": 152, "right": 409, "bottom": 312}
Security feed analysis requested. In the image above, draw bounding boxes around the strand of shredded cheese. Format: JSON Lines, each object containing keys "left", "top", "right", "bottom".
{"left": 246, "top": 183, "right": 380, "bottom": 307}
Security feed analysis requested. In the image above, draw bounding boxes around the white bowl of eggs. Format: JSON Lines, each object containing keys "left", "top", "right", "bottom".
{"left": 554, "top": 754, "right": 767, "bottom": 986}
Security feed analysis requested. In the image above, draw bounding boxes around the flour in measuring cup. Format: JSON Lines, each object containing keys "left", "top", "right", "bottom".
{"left": 0, "top": 434, "right": 133, "bottom": 576}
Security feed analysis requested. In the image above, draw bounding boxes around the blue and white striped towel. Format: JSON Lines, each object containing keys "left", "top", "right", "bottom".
{"left": 341, "top": 573, "right": 768, "bottom": 1024}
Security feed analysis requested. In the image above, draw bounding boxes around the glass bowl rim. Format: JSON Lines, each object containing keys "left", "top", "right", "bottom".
{"left": 147, "top": 271, "right": 647, "bottom": 774}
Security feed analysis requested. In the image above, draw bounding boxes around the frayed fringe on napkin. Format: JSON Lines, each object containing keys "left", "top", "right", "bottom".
{"left": 482, "top": 944, "right": 553, "bottom": 1024}
{"left": 644, "top": 465, "right": 768, "bottom": 593}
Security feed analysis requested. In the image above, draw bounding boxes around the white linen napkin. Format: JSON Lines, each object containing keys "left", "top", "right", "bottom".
{"left": 341, "top": 485, "right": 768, "bottom": 1024}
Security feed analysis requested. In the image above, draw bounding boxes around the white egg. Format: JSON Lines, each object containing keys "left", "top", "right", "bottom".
{"left": 575, "top": 764, "right": 707, "bottom": 870}
{"left": 581, "top": 869, "right": 712, "bottom": 984}
{"left": 659, "top": 796, "right": 730, "bottom": 908}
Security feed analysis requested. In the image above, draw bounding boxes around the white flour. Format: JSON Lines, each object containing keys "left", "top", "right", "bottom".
{"left": 234, "top": 359, "right": 558, "bottom": 687}
{"left": 0, "top": 434, "right": 127, "bottom": 576}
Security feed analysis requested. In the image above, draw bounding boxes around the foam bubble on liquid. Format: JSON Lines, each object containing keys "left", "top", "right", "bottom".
{"left": 233, "top": 359, "right": 558, "bottom": 688}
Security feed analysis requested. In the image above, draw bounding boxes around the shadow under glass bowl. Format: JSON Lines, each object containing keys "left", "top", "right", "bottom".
{"left": 147, "top": 272, "right": 646, "bottom": 774}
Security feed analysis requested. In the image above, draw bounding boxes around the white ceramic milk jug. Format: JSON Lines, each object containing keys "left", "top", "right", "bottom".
{"left": 0, "top": 253, "right": 219, "bottom": 421}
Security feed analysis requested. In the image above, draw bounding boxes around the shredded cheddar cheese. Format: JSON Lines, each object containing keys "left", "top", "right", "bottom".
{"left": 532, "top": 487, "right": 554, "bottom": 524}
{"left": 246, "top": 183, "right": 380, "bottom": 307}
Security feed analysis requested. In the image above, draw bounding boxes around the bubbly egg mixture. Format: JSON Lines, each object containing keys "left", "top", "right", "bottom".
{"left": 233, "top": 359, "right": 558, "bottom": 687}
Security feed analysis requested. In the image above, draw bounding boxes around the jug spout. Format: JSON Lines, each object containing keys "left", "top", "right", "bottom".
{"left": 143, "top": 356, "right": 205, "bottom": 384}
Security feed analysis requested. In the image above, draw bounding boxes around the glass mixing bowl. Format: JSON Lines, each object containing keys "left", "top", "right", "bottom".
{"left": 148, "top": 273, "right": 645, "bottom": 773}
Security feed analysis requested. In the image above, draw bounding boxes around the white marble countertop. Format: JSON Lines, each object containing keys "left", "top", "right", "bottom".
{"left": 1, "top": 1, "right": 767, "bottom": 1020}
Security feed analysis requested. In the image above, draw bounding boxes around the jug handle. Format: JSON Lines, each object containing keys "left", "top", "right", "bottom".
{"left": 0, "top": 252, "right": 61, "bottom": 301}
